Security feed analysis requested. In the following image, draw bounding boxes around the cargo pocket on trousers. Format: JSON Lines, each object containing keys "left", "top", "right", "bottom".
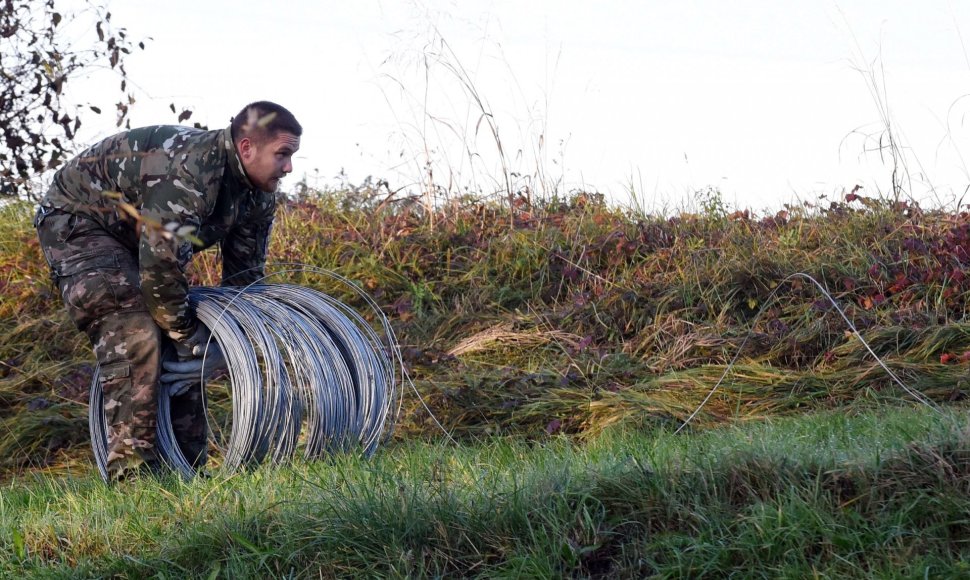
{"left": 53, "top": 251, "right": 141, "bottom": 330}
{"left": 55, "top": 251, "right": 120, "bottom": 308}
{"left": 99, "top": 362, "right": 132, "bottom": 420}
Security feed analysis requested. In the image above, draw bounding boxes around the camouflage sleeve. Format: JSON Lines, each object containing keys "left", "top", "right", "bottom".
{"left": 221, "top": 192, "right": 277, "bottom": 286}
{"left": 138, "top": 158, "right": 213, "bottom": 342}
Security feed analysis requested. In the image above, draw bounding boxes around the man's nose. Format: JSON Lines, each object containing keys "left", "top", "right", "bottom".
{"left": 283, "top": 159, "right": 293, "bottom": 174}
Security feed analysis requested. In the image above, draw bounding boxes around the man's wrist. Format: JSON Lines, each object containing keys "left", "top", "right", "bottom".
{"left": 167, "top": 321, "right": 198, "bottom": 343}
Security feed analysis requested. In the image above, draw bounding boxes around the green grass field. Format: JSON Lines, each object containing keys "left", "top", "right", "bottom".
{"left": 1, "top": 407, "right": 967, "bottom": 577}
{"left": 1, "top": 189, "right": 969, "bottom": 576}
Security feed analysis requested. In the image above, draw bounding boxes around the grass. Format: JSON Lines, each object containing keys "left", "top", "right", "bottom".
{"left": 2, "top": 186, "right": 970, "bottom": 573}
{"left": 4, "top": 189, "right": 970, "bottom": 467}
{"left": 0, "top": 405, "right": 966, "bottom": 577}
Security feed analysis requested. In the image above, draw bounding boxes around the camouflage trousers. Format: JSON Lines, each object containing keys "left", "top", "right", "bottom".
{"left": 34, "top": 207, "right": 208, "bottom": 479}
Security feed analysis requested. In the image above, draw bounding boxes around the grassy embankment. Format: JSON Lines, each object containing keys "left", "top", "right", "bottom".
{"left": 0, "top": 188, "right": 969, "bottom": 574}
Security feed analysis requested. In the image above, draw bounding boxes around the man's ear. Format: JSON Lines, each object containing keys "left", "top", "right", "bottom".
{"left": 237, "top": 136, "right": 255, "bottom": 163}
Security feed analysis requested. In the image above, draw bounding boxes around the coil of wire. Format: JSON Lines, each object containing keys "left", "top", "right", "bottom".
{"left": 89, "top": 280, "right": 403, "bottom": 481}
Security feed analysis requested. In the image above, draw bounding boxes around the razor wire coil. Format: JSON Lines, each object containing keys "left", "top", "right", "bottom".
{"left": 90, "top": 277, "right": 403, "bottom": 481}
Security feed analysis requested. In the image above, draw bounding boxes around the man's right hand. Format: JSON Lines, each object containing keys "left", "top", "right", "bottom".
{"left": 174, "top": 324, "right": 213, "bottom": 359}
{"left": 162, "top": 325, "right": 228, "bottom": 396}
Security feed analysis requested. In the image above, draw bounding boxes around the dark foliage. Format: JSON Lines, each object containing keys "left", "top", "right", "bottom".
{"left": 0, "top": 0, "right": 140, "bottom": 197}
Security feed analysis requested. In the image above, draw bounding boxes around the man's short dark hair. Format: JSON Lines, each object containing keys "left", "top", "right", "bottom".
{"left": 230, "top": 101, "right": 303, "bottom": 144}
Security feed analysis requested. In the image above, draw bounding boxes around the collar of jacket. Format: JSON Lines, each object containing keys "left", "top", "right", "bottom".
{"left": 223, "top": 125, "right": 258, "bottom": 192}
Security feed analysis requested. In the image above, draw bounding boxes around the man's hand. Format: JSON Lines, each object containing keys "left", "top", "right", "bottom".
{"left": 161, "top": 330, "right": 228, "bottom": 396}
{"left": 174, "top": 324, "right": 215, "bottom": 359}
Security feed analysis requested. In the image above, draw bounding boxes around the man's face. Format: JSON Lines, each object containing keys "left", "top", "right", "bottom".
{"left": 239, "top": 131, "right": 301, "bottom": 192}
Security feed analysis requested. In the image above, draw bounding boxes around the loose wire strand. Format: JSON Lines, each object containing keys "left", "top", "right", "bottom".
{"left": 675, "top": 272, "right": 944, "bottom": 434}
{"left": 90, "top": 268, "right": 938, "bottom": 479}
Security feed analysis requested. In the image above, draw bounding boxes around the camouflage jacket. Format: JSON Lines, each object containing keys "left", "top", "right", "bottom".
{"left": 40, "top": 125, "right": 276, "bottom": 343}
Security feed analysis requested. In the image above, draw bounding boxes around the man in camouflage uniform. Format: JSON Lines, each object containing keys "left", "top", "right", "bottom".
{"left": 34, "top": 101, "right": 302, "bottom": 480}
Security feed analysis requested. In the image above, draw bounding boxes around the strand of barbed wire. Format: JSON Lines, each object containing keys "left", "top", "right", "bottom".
{"left": 675, "top": 272, "right": 944, "bottom": 434}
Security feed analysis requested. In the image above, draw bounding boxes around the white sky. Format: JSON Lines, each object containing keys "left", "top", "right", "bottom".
{"left": 62, "top": 1, "right": 970, "bottom": 213}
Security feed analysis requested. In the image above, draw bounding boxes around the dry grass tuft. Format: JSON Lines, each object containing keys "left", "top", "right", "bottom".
{"left": 448, "top": 322, "right": 582, "bottom": 356}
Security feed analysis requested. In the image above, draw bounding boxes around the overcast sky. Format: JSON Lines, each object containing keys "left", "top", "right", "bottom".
{"left": 64, "top": 1, "right": 970, "bottom": 213}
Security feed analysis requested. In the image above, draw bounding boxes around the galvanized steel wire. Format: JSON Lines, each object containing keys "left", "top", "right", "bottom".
{"left": 89, "top": 272, "right": 404, "bottom": 481}
{"left": 676, "top": 272, "right": 943, "bottom": 434}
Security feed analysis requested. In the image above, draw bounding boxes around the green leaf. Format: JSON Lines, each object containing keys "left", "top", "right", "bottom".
{"left": 229, "top": 531, "right": 262, "bottom": 555}
{"left": 206, "top": 562, "right": 221, "bottom": 580}
{"left": 12, "top": 528, "right": 25, "bottom": 560}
